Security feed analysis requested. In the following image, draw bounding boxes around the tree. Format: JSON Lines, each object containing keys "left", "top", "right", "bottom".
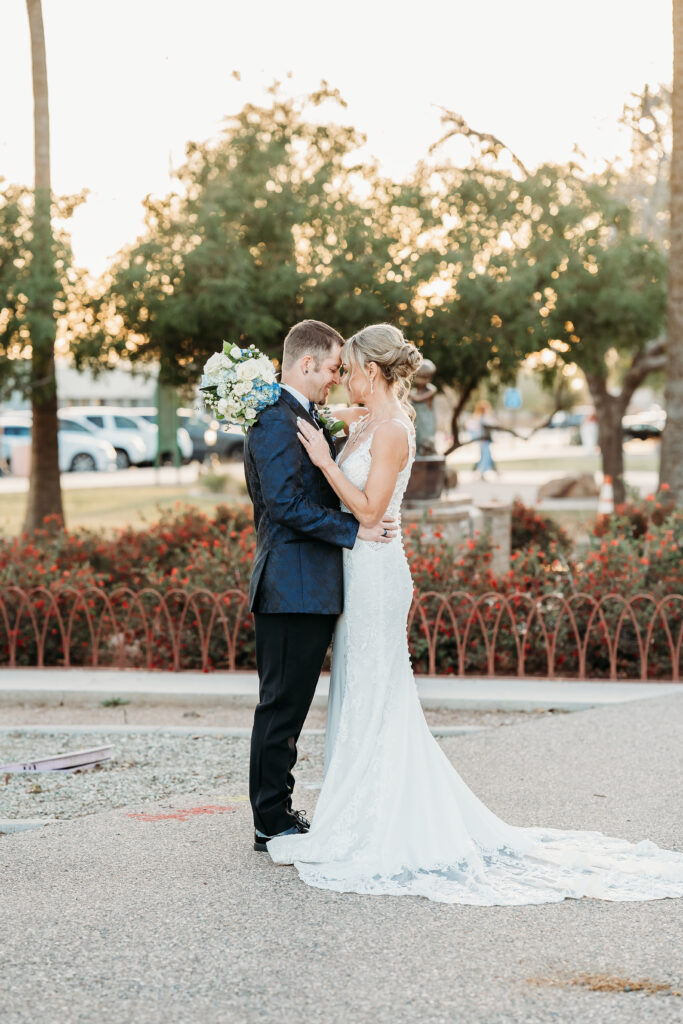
{"left": 402, "top": 158, "right": 555, "bottom": 449}
{"left": 85, "top": 88, "right": 416, "bottom": 385}
{"left": 661, "top": 1, "right": 683, "bottom": 505}
{"left": 0, "top": 185, "right": 80, "bottom": 399}
{"left": 615, "top": 84, "right": 671, "bottom": 245}
{"left": 23, "top": 0, "right": 61, "bottom": 531}
{"left": 425, "top": 110, "right": 666, "bottom": 497}
{"left": 526, "top": 172, "right": 666, "bottom": 504}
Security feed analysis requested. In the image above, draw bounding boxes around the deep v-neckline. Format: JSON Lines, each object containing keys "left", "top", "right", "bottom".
{"left": 337, "top": 416, "right": 372, "bottom": 471}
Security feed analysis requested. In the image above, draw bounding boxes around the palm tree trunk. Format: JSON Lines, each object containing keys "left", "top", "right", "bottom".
{"left": 660, "top": 0, "right": 683, "bottom": 505}
{"left": 23, "top": 0, "right": 63, "bottom": 532}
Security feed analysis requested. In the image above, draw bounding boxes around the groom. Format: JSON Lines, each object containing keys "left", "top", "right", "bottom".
{"left": 245, "top": 319, "right": 396, "bottom": 851}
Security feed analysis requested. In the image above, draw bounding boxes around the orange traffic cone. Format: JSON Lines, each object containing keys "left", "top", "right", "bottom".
{"left": 597, "top": 474, "right": 614, "bottom": 516}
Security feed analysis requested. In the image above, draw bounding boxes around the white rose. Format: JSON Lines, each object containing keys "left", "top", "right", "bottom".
{"left": 204, "top": 352, "right": 222, "bottom": 373}
{"left": 256, "top": 356, "right": 276, "bottom": 381}
{"left": 234, "top": 380, "right": 252, "bottom": 396}
{"left": 244, "top": 407, "right": 257, "bottom": 420}
{"left": 217, "top": 398, "right": 229, "bottom": 417}
{"left": 203, "top": 351, "right": 233, "bottom": 384}
{"left": 230, "top": 346, "right": 242, "bottom": 360}
{"left": 240, "top": 358, "right": 260, "bottom": 380}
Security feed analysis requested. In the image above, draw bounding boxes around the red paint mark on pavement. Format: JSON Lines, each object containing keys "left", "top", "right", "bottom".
{"left": 127, "top": 804, "right": 238, "bottom": 822}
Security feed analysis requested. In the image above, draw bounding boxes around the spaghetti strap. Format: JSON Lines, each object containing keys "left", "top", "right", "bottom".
{"left": 337, "top": 414, "right": 415, "bottom": 472}
{"left": 390, "top": 417, "right": 416, "bottom": 457}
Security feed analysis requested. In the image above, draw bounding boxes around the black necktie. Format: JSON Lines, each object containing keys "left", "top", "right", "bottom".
{"left": 308, "top": 401, "right": 323, "bottom": 430}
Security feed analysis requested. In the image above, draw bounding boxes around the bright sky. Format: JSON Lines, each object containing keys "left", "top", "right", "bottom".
{"left": 1, "top": 0, "right": 673, "bottom": 275}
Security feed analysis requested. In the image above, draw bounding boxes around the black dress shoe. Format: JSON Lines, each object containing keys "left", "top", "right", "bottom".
{"left": 291, "top": 809, "right": 310, "bottom": 831}
{"left": 253, "top": 810, "right": 310, "bottom": 852}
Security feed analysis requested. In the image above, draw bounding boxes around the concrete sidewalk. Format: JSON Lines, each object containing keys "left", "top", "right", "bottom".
{"left": 1, "top": 693, "right": 681, "bottom": 1023}
{"left": 1, "top": 667, "right": 681, "bottom": 711}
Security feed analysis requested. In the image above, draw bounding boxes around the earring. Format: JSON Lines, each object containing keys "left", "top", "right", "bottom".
{"left": 370, "top": 378, "right": 374, "bottom": 395}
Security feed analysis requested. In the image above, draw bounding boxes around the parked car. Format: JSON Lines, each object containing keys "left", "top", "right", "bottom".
{"left": 60, "top": 407, "right": 148, "bottom": 468}
{"left": 177, "top": 408, "right": 245, "bottom": 461}
{"left": 548, "top": 410, "right": 585, "bottom": 430}
{"left": 122, "top": 408, "right": 194, "bottom": 464}
{"left": 547, "top": 406, "right": 595, "bottom": 446}
{"left": 622, "top": 409, "right": 666, "bottom": 441}
{"left": 0, "top": 414, "right": 117, "bottom": 473}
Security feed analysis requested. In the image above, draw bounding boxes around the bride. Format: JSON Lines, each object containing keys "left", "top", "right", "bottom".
{"left": 268, "top": 323, "right": 683, "bottom": 905}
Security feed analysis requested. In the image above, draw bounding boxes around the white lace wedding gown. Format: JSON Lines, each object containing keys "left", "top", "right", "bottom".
{"left": 268, "top": 418, "right": 683, "bottom": 905}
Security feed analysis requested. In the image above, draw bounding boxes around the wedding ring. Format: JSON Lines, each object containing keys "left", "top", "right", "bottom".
{"left": 382, "top": 528, "right": 388, "bottom": 537}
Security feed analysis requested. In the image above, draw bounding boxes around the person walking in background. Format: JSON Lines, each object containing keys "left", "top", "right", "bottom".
{"left": 468, "top": 400, "right": 497, "bottom": 478}
{"left": 579, "top": 408, "right": 599, "bottom": 451}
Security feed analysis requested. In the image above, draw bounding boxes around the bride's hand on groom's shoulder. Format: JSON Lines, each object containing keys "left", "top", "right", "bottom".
{"left": 358, "top": 515, "right": 398, "bottom": 544}
{"left": 297, "top": 417, "right": 333, "bottom": 468}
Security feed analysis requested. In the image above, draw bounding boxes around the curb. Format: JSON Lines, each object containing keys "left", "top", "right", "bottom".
{"left": 1, "top": 671, "right": 681, "bottom": 712}
{"left": 1, "top": 689, "right": 679, "bottom": 713}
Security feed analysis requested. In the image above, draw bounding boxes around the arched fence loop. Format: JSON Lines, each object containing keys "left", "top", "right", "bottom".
{"left": 0, "top": 586, "right": 681, "bottom": 679}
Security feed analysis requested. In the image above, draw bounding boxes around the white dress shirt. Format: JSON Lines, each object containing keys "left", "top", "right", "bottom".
{"left": 280, "top": 383, "right": 311, "bottom": 412}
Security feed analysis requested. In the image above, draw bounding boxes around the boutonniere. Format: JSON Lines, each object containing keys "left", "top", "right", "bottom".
{"left": 317, "top": 407, "right": 345, "bottom": 436}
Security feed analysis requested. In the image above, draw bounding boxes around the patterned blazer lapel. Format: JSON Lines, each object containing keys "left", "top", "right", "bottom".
{"left": 279, "top": 389, "right": 337, "bottom": 460}
{"left": 279, "top": 388, "right": 316, "bottom": 427}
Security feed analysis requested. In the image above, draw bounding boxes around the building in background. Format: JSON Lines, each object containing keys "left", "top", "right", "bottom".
{"left": 3, "top": 359, "right": 158, "bottom": 411}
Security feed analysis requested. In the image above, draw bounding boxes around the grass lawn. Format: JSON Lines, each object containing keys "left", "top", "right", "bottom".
{"left": 0, "top": 478, "right": 248, "bottom": 536}
{"left": 459, "top": 451, "right": 660, "bottom": 474}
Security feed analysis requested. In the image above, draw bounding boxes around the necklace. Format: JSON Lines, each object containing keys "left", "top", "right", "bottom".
{"left": 342, "top": 405, "right": 403, "bottom": 455}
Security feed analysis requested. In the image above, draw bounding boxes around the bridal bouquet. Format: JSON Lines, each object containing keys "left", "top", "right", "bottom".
{"left": 200, "top": 342, "right": 280, "bottom": 432}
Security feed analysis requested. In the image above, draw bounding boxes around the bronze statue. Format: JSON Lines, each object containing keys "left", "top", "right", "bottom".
{"left": 409, "top": 358, "right": 437, "bottom": 455}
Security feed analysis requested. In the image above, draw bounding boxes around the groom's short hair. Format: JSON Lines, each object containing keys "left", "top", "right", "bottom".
{"left": 282, "top": 320, "right": 344, "bottom": 370}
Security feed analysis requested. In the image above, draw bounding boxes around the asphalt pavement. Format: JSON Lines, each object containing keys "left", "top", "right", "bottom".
{"left": 2, "top": 692, "right": 682, "bottom": 1023}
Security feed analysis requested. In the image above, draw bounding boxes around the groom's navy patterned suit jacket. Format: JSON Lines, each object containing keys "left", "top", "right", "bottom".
{"left": 245, "top": 389, "right": 359, "bottom": 614}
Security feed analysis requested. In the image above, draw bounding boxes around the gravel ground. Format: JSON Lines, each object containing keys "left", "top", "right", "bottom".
{"left": 0, "top": 708, "right": 565, "bottom": 822}
{"left": 0, "top": 731, "right": 309, "bottom": 821}
{"left": 1, "top": 694, "right": 681, "bottom": 1024}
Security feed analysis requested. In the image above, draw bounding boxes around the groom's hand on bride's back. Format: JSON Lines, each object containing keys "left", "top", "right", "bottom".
{"left": 357, "top": 514, "right": 398, "bottom": 544}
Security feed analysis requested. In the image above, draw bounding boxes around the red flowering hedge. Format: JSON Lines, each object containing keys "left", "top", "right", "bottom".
{"left": 405, "top": 487, "right": 683, "bottom": 679}
{"left": 1, "top": 492, "right": 681, "bottom": 678}
{"left": 0, "top": 505, "right": 256, "bottom": 672}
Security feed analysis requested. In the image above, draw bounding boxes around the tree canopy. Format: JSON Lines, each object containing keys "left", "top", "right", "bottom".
{"left": 73, "top": 89, "right": 668, "bottom": 499}
{"left": 83, "top": 88, "right": 415, "bottom": 383}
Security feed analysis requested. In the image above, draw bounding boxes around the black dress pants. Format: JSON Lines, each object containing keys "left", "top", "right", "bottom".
{"left": 250, "top": 612, "right": 336, "bottom": 836}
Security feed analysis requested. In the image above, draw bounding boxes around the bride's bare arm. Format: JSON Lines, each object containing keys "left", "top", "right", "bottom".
{"left": 297, "top": 418, "right": 409, "bottom": 528}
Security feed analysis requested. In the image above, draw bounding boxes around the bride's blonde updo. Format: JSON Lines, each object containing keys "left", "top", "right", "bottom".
{"left": 343, "top": 324, "right": 423, "bottom": 416}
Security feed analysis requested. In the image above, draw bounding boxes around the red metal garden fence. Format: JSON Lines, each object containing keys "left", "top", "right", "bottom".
{"left": 1, "top": 585, "right": 682, "bottom": 680}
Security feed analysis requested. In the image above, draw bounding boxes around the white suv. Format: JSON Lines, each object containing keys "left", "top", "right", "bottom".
{"left": 0, "top": 414, "right": 117, "bottom": 473}
{"left": 118, "top": 407, "right": 193, "bottom": 464}
{"left": 60, "top": 407, "right": 148, "bottom": 469}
